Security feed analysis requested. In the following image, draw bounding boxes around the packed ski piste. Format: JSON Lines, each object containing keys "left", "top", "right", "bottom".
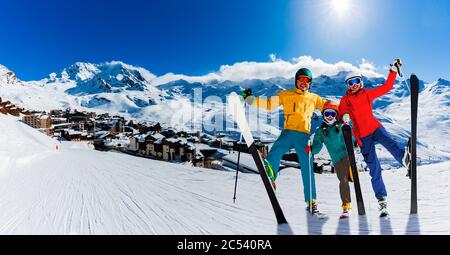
{"left": 231, "top": 58, "right": 418, "bottom": 223}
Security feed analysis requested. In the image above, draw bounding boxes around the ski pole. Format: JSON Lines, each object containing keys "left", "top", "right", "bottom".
{"left": 400, "top": 73, "right": 410, "bottom": 94}
{"left": 308, "top": 139, "right": 313, "bottom": 214}
{"left": 395, "top": 59, "right": 410, "bottom": 94}
{"left": 233, "top": 101, "right": 247, "bottom": 203}
{"left": 233, "top": 133, "right": 243, "bottom": 203}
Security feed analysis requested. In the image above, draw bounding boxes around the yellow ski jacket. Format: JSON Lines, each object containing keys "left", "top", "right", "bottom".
{"left": 254, "top": 89, "right": 327, "bottom": 134}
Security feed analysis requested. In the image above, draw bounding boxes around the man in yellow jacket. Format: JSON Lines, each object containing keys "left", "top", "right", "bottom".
{"left": 242, "top": 68, "right": 328, "bottom": 214}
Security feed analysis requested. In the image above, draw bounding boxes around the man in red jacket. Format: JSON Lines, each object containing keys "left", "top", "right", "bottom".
{"left": 338, "top": 59, "right": 411, "bottom": 217}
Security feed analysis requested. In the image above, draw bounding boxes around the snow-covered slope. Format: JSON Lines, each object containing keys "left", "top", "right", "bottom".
{"left": 0, "top": 114, "right": 448, "bottom": 234}
{"left": 377, "top": 78, "right": 450, "bottom": 164}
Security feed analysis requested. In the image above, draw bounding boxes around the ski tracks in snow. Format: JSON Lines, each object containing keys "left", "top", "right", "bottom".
{"left": 0, "top": 120, "right": 448, "bottom": 234}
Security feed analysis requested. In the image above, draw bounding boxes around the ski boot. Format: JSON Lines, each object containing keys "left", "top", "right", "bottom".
{"left": 340, "top": 202, "right": 351, "bottom": 219}
{"left": 306, "top": 200, "right": 319, "bottom": 214}
{"left": 306, "top": 200, "right": 328, "bottom": 219}
{"left": 378, "top": 197, "right": 389, "bottom": 218}
{"left": 262, "top": 156, "right": 277, "bottom": 190}
{"left": 404, "top": 138, "right": 412, "bottom": 178}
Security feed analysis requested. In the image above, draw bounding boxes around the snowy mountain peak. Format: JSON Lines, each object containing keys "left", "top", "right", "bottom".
{"left": 63, "top": 62, "right": 101, "bottom": 81}
{"left": 0, "top": 64, "right": 20, "bottom": 85}
{"left": 50, "top": 61, "right": 159, "bottom": 95}
{"left": 436, "top": 78, "right": 450, "bottom": 86}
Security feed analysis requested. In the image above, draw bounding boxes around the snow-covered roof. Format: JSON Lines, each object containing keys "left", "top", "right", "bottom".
{"left": 197, "top": 143, "right": 216, "bottom": 150}
{"left": 99, "top": 132, "right": 111, "bottom": 139}
{"left": 195, "top": 148, "right": 204, "bottom": 159}
{"left": 95, "top": 130, "right": 108, "bottom": 136}
{"left": 68, "top": 130, "right": 82, "bottom": 135}
{"left": 166, "top": 138, "right": 179, "bottom": 143}
{"left": 52, "top": 117, "right": 67, "bottom": 121}
{"left": 186, "top": 143, "right": 196, "bottom": 151}
{"left": 52, "top": 123, "right": 73, "bottom": 128}
{"left": 151, "top": 133, "right": 165, "bottom": 140}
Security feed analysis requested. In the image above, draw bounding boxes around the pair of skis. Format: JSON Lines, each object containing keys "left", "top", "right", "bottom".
{"left": 341, "top": 74, "right": 419, "bottom": 217}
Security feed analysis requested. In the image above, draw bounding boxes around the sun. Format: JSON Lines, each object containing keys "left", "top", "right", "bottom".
{"left": 331, "top": 0, "right": 351, "bottom": 17}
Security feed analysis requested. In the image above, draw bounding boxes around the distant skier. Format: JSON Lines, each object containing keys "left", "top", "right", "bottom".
{"left": 338, "top": 59, "right": 411, "bottom": 217}
{"left": 306, "top": 101, "right": 353, "bottom": 218}
{"left": 242, "top": 68, "right": 328, "bottom": 214}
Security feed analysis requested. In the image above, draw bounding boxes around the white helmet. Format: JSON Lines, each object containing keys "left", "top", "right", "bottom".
{"left": 345, "top": 72, "right": 364, "bottom": 89}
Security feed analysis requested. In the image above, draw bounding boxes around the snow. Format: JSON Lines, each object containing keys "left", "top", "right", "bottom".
{"left": 1, "top": 59, "right": 450, "bottom": 234}
{"left": 0, "top": 64, "right": 20, "bottom": 85}
{"left": 151, "top": 133, "right": 165, "bottom": 140}
{"left": 0, "top": 113, "right": 449, "bottom": 234}
{"left": 68, "top": 130, "right": 82, "bottom": 135}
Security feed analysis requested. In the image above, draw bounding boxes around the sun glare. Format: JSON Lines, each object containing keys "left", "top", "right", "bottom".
{"left": 332, "top": 0, "right": 350, "bottom": 16}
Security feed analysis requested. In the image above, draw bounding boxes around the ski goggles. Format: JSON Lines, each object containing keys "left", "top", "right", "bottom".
{"left": 323, "top": 110, "right": 337, "bottom": 118}
{"left": 346, "top": 77, "right": 362, "bottom": 87}
{"left": 297, "top": 76, "right": 312, "bottom": 84}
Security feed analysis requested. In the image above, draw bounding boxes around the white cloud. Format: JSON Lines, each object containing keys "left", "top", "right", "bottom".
{"left": 150, "top": 55, "right": 383, "bottom": 86}
{"left": 359, "top": 58, "right": 377, "bottom": 72}
{"left": 269, "top": 53, "right": 278, "bottom": 62}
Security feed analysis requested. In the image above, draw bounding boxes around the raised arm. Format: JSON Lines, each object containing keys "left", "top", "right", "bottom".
{"left": 366, "top": 71, "right": 397, "bottom": 100}
{"left": 242, "top": 88, "right": 283, "bottom": 111}
{"left": 315, "top": 95, "right": 328, "bottom": 111}
{"left": 255, "top": 95, "right": 282, "bottom": 111}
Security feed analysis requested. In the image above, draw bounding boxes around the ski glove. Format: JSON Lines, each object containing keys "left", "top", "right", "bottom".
{"left": 242, "top": 88, "right": 253, "bottom": 99}
{"left": 305, "top": 145, "right": 312, "bottom": 154}
{"left": 342, "top": 114, "right": 351, "bottom": 125}
{"left": 390, "top": 58, "right": 403, "bottom": 77}
{"left": 242, "top": 88, "right": 255, "bottom": 105}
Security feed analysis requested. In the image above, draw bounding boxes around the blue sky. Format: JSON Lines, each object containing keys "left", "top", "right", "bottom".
{"left": 0, "top": 0, "right": 449, "bottom": 82}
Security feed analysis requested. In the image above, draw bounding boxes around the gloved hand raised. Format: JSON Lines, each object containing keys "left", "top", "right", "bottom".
{"left": 241, "top": 88, "right": 255, "bottom": 105}
{"left": 390, "top": 58, "right": 403, "bottom": 77}
{"left": 242, "top": 88, "right": 252, "bottom": 99}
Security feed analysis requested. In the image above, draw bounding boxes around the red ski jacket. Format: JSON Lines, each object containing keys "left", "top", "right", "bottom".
{"left": 338, "top": 71, "right": 397, "bottom": 146}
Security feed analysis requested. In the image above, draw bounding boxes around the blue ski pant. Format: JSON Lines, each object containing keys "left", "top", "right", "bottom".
{"left": 360, "top": 127, "right": 406, "bottom": 200}
{"left": 266, "top": 130, "right": 316, "bottom": 202}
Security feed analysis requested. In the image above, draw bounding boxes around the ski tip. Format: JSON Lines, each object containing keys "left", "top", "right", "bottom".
{"left": 410, "top": 73, "right": 419, "bottom": 80}
{"left": 379, "top": 212, "right": 389, "bottom": 218}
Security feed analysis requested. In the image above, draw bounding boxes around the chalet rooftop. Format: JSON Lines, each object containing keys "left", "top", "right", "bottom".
{"left": 67, "top": 130, "right": 83, "bottom": 135}
{"left": 98, "top": 132, "right": 112, "bottom": 139}
{"left": 166, "top": 138, "right": 180, "bottom": 144}
{"left": 52, "top": 123, "right": 73, "bottom": 128}
{"left": 177, "top": 137, "right": 188, "bottom": 145}
{"left": 151, "top": 133, "right": 165, "bottom": 141}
